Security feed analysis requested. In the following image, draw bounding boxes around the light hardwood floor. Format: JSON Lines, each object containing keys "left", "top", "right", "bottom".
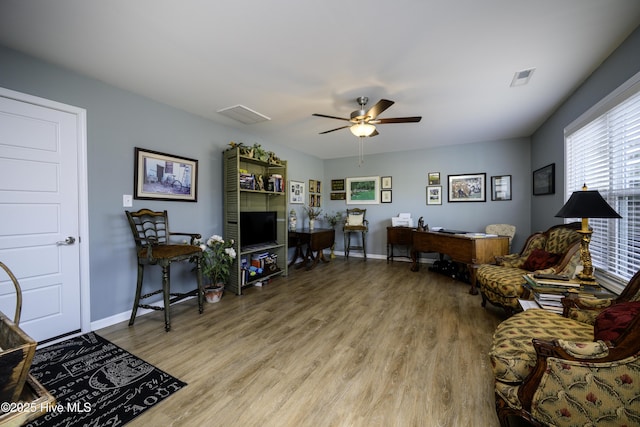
{"left": 98, "top": 257, "right": 509, "bottom": 427}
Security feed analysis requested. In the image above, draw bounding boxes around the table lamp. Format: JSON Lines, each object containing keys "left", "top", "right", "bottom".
{"left": 554, "top": 184, "right": 621, "bottom": 282}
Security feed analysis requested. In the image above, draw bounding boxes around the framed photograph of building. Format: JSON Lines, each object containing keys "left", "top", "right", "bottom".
{"left": 134, "top": 147, "right": 198, "bottom": 202}
{"left": 447, "top": 173, "right": 486, "bottom": 202}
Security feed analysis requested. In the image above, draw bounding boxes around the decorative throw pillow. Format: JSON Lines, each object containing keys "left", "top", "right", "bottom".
{"left": 522, "top": 249, "right": 561, "bottom": 271}
{"left": 347, "top": 214, "right": 363, "bottom": 227}
{"left": 594, "top": 301, "right": 640, "bottom": 342}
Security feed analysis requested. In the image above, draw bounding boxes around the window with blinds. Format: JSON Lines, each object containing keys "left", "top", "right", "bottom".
{"left": 565, "top": 73, "right": 640, "bottom": 287}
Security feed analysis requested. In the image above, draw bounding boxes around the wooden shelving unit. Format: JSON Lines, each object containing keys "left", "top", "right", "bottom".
{"left": 223, "top": 147, "right": 288, "bottom": 295}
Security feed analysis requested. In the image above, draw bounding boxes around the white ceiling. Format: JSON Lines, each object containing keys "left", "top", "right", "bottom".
{"left": 1, "top": 0, "right": 640, "bottom": 160}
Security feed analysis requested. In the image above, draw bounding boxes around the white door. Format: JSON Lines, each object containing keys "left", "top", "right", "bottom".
{"left": 0, "top": 88, "right": 89, "bottom": 343}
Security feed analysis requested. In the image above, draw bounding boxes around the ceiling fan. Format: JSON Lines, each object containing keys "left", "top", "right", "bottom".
{"left": 312, "top": 96, "right": 422, "bottom": 137}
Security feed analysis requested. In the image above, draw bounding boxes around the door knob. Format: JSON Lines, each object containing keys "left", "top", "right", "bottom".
{"left": 56, "top": 236, "right": 76, "bottom": 245}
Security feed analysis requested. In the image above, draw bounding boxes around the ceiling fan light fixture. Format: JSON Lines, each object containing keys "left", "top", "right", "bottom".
{"left": 350, "top": 123, "right": 376, "bottom": 137}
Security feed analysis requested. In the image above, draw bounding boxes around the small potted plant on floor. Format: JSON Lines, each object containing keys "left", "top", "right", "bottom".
{"left": 196, "top": 234, "right": 237, "bottom": 303}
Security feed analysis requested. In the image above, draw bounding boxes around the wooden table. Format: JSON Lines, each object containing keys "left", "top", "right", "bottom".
{"left": 387, "top": 226, "right": 415, "bottom": 262}
{"left": 410, "top": 231, "right": 509, "bottom": 294}
{"left": 288, "top": 228, "right": 335, "bottom": 270}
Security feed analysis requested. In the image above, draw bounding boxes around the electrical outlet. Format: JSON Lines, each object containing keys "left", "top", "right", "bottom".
{"left": 123, "top": 194, "right": 133, "bottom": 207}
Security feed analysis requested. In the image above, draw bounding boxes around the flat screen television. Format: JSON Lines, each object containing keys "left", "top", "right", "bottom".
{"left": 240, "top": 211, "right": 277, "bottom": 249}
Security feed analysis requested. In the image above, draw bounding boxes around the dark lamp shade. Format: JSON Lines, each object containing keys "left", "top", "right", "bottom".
{"left": 555, "top": 190, "right": 622, "bottom": 219}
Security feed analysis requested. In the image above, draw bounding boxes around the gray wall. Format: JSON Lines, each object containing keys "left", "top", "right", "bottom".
{"left": 530, "top": 26, "right": 640, "bottom": 231}
{"left": 322, "top": 138, "right": 531, "bottom": 256}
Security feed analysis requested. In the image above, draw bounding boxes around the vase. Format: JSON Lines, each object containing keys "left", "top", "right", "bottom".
{"left": 205, "top": 285, "right": 224, "bottom": 303}
{"left": 309, "top": 219, "right": 315, "bottom": 230}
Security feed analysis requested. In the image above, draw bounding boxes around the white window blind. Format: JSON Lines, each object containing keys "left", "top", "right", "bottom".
{"left": 565, "top": 74, "right": 640, "bottom": 286}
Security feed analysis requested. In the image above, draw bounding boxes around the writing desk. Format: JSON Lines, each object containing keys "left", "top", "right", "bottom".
{"left": 288, "top": 228, "right": 335, "bottom": 270}
{"left": 410, "top": 231, "right": 509, "bottom": 294}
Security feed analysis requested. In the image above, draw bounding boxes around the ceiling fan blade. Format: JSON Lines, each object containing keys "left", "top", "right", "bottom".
{"left": 319, "top": 125, "right": 350, "bottom": 134}
{"left": 366, "top": 99, "right": 394, "bottom": 120}
{"left": 369, "top": 129, "right": 379, "bottom": 137}
{"left": 373, "top": 116, "right": 422, "bottom": 124}
{"left": 312, "top": 113, "right": 350, "bottom": 121}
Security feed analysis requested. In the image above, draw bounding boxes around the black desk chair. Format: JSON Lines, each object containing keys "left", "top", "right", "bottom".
{"left": 125, "top": 209, "right": 204, "bottom": 331}
{"left": 343, "top": 208, "right": 368, "bottom": 260}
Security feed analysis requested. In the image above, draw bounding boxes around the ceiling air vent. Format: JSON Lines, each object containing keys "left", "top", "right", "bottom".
{"left": 510, "top": 68, "right": 536, "bottom": 87}
{"left": 217, "top": 105, "right": 271, "bottom": 124}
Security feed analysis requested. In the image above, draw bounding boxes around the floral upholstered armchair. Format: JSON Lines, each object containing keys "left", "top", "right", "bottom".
{"left": 477, "top": 223, "right": 582, "bottom": 315}
{"left": 490, "top": 269, "right": 640, "bottom": 426}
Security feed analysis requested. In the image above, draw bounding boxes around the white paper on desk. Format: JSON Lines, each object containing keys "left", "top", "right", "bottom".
{"left": 399, "top": 213, "right": 411, "bottom": 219}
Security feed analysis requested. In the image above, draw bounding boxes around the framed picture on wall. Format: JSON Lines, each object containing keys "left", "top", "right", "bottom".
{"left": 428, "top": 172, "right": 440, "bottom": 185}
{"left": 447, "top": 173, "right": 486, "bottom": 202}
{"left": 381, "top": 176, "right": 392, "bottom": 189}
{"left": 491, "top": 175, "right": 512, "bottom": 201}
{"left": 289, "top": 180, "right": 305, "bottom": 204}
{"left": 426, "top": 186, "right": 442, "bottom": 205}
{"left": 346, "top": 176, "right": 380, "bottom": 204}
{"left": 134, "top": 147, "right": 198, "bottom": 202}
{"left": 331, "top": 179, "right": 345, "bottom": 191}
{"left": 381, "top": 190, "right": 392, "bottom": 203}
{"left": 533, "top": 163, "right": 555, "bottom": 195}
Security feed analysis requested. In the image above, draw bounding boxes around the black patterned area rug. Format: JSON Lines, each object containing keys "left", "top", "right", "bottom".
{"left": 26, "top": 332, "right": 186, "bottom": 427}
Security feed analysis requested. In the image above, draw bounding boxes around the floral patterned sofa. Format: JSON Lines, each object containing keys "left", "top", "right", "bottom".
{"left": 490, "top": 269, "right": 640, "bottom": 427}
{"left": 477, "top": 223, "right": 582, "bottom": 315}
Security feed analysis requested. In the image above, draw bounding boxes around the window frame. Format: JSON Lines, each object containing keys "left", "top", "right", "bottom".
{"left": 564, "top": 70, "right": 640, "bottom": 293}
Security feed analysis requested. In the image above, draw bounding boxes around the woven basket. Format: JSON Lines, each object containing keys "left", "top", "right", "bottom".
{"left": 0, "top": 262, "right": 37, "bottom": 403}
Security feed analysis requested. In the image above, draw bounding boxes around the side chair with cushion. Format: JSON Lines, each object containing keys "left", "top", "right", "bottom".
{"left": 343, "top": 208, "right": 368, "bottom": 260}
{"left": 125, "top": 209, "right": 204, "bottom": 332}
{"left": 485, "top": 224, "right": 516, "bottom": 252}
{"left": 491, "top": 269, "right": 640, "bottom": 427}
{"left": 477, "top": 223, "right": 582, "bottom": 315}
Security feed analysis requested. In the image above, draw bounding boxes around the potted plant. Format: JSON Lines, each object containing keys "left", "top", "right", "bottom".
{"left": 196, "top": 234, "right": 237, "bottom": 303}
{"left": 304, "top": 205, "right": 322, "bottom": 230}
{"left": 252, "top": 143, "right": 269, "bottom": 162}
{"left": 323, "top": 211, "right": 344, "bottom": 228}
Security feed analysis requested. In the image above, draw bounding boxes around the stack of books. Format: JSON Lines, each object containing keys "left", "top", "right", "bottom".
{"left": 268, "top": 174, "right": 284, "bottom": 193}
{"left": 522, "top": 273, "right": 581, "bottom": 314}
{"left": 239, "top": 170, "right": 255, "bottom": 190}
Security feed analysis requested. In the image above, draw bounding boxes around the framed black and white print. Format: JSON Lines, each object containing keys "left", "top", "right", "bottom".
{"left": 447, "top": 173, "right": 486, "bottom": 202}
{"left": 134, "top": 147, "right": 198, "bottom": 202}
{"left": 533, "top": 163, "right": 555, "bottom": 195}
{"left": 381, "top": 176, "right": 392, "bottom": 189}
{"left": 290, "top": 180, "right": 305, "bottom": 204}
{"left": 491, "top": 175, "right": 512, "bottom": 201}
{"left": 381, "top": 190, "right": 392, "bottom": 203}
